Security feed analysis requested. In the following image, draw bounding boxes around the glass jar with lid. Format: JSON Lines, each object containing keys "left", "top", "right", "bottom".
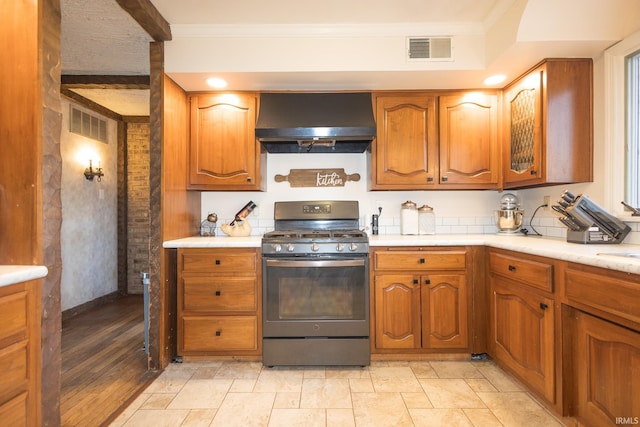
{"left": 418, "top": 205, "right": 435, "bottom": 235}
{"left": 400, "top": 200, "right": 419, "bottom": 235}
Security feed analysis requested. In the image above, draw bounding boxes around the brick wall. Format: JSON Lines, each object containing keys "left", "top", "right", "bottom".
{"left": 126, "top": 122, "right": 150, "bottom": 294}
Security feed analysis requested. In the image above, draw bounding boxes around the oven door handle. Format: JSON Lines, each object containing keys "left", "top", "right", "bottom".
{"left": 265, "top": 258, "right": 366, "bottom": 268}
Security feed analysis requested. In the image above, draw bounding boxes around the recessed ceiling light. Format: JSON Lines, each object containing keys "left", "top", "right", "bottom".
{"left": 206, "top": 77, "right": 228, "bottom": 89}
{"left": 483, "top": 74, "right": 507, "bottom": 86}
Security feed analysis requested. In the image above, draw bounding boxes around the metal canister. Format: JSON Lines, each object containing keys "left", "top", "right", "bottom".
{"left": 400, "top": 200, "right": 419, "bottom": 235}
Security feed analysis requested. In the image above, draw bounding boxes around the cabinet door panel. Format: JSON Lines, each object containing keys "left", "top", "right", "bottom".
{"left": 572, "top": 311, "right": 640, "bottom": 426}
{"left": 374, "top": 275, "right": 421, "bottom": 349}
{"left": 491, "top": 278, "right": 555, "bottom": 402}
{"left": 422, "top": 274, "right": 468, "bottom": 349}
{"left": 503, "top": 69, "right": 543, "bottom": 186}
{"left": 439, "top": 93, "right": 499, "bottom": 187}
{"left": 372, "top": 95, "right": 437, "bottom": 188}
{"left": 189, "top": 93, "right": 259, "bottom": 189}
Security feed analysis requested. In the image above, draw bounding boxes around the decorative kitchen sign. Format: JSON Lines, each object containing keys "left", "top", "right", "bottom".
{"left": 274, "top": 169, "right": 360, "bottom": 187}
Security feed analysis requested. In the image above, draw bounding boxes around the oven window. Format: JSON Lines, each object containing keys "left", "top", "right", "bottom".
{"left": 265, "top": 261, "right": 367, "bottom": 321}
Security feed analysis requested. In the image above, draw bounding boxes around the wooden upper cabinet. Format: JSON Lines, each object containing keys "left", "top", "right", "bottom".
{"left": 439, "top": 92, "right": 499, "bottom": 188}
{"left": 371, "top": 92, "right": 499, "bottom": 190}
{"left": 188, "top": 93, "right": 263, "bottom": 190}
{"left": 503, "top": 59, "right": 593, "bottom": 188}
{"left": 371, "top": 94, "right": 438, "bottom": 189}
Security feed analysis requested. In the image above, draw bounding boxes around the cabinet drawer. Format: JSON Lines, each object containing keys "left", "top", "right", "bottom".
{"left": 181, "top": 276, "right": 256, "bottom": 312}
{"left": 0, "top": 341, "right": 28, "bottom": 404}
{"left": 374, "top": 250, "right": 466, "bottom": 271}
{"left": 180, "top": 249, "right": 257, "bottom": 273}
{"left": 489, "top": 251, "right": 553, "bottom": 292}
{"left": 565, "top": 267, "right": 640, "bottom": 326}
{"left": 0, "top": 391, "right": 28, "bottom": 427}
{"left": 181, "top": 316, "right": 258, "bottom": 352}
{"left": 0, "top": 290, "right": 28, "bottom": 347}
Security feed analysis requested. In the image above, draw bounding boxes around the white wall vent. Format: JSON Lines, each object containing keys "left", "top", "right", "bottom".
{"left": 69, "top": 105, "right": 108, "bottom": 143}
{"left": 407, "top": 37, "right": 453, "bottom": 61}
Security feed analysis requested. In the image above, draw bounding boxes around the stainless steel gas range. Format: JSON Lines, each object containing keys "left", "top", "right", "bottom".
{"left": 261, "top": 200, "right": 370, "bottom": 367}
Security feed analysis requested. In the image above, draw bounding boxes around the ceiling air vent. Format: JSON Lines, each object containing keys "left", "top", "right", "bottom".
{"left": 407, "top": 37, "right": 453, "bottom": 61}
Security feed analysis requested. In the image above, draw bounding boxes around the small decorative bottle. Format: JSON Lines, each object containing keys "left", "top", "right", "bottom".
{"left": 418, "top": 205, "right": 435, "bottom": 235}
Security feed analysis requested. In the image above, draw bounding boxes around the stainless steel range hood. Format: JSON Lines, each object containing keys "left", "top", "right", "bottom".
{"left": 255, "top": 92, "right": 376, "bottom": 153}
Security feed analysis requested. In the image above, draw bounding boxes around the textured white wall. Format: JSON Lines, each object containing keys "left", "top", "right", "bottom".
{"left": 60, "top": 99, "right": 118, "bottom": 311}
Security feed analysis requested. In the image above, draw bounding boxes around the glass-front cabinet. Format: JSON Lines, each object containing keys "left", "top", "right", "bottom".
{"left": 503, "top": 68, "right": 543, "bottom": 185}
{"left": 502, "top": 59, "right": 593, "bottom": 189}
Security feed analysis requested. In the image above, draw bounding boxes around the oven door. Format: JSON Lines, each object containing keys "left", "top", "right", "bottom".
{"left": 262, "top": 257, "right": 369, "bottom": 338}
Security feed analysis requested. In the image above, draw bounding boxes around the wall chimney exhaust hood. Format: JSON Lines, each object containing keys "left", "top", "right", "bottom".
{"left": 255, "top": 92, "right": 376, "bottom": 153}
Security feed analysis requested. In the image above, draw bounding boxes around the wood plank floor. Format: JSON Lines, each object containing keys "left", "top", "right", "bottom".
{"left": 61, "top": 295, "right": 159, "bottom": 427}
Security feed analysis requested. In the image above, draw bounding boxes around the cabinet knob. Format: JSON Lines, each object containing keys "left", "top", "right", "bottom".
{"left": 215, "top": 259, "right": 221, "bottom": 265}
{"left": 425, "top": 279, "right": 431, "bottom": 285}
{"left": 215, "top": 330, "right": 221, "bottom": 336}
{"left": 215, "top": 290, "right": 221, "bottom": 296}
{"left": 427, "top": 176, "right": 434, "bottom": 182}
{"left": 442, "top": 176, "right": 448, "bottom": 182}
{"left": 530, "top": 170, "right": 537, "bottom": 175}
{"left": 247, "top": 177, "right": 252, "bottom": 182}
{"left": 413, "top": 279, "right": 419, "bottom": 284}
{"left": 540, "top": 303, "right": 548, "bottom": 310}
{"left": 419, "top": 258, "right": 426, "bottom": 264}
{"left": 508, "top": 265, "right": 516, "bottom": 271}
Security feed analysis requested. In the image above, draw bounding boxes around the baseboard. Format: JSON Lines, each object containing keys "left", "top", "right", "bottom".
{"left": 62, "top": 291, "right": 123, "bottom": 322}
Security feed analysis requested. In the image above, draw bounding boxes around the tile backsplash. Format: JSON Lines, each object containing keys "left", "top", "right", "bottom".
{"left": 223, "top": 213, "right": 640, "bottom": 245}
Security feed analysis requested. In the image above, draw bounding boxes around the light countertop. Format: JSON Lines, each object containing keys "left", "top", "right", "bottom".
{"left": 164, "top": 234, "right": 640, "bottom": 275}
{"left": 0, "top": 265, "right": 48, "bottom": 288}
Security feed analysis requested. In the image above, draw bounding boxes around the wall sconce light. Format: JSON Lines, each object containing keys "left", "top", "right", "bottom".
{"left": 84, "top": 160, "right": 104, "bottom": 182}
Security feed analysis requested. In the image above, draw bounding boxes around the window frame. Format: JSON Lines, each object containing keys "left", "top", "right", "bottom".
{"left": 604, "top": 29, "right": 640, "bottom": 221}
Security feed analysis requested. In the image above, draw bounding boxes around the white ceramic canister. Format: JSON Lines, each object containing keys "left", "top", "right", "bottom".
{"left": 418, "top": 205, "right": 436, "bottom": 235}
{"left": 400, "top": 200, "right": 419, "bottom": 235}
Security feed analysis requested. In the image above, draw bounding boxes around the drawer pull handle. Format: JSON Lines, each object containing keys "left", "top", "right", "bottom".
{"left": 425, "top": 279, "right": 431, "bottom": 285}
{"left": 215, "top": 290, "right": 221, "bottom": 296}
{"left": 413, "top": 279, "right": 419, "bottom": 284}
{"left": 215, "top": 260, "right": 221, "bottom": 265}
{"left": 540, "top": 303, "right": 548, "bottom": 310}
{"left": 508, "top": 265, "right": 516, "bottom": 272}
{"left": 215, "top": 330, "right": 221, "bottom": 336}
{"left": 419, "top": 258, "right": 426, "bottom": 264}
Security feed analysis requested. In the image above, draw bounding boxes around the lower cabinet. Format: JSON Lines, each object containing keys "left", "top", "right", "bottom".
{"left": 490, "top": 277, "right": 555, "bottom": 402}
{"left": 372, "top": 247, "right": 470, "bottom": 352}
{"left": 566, "top": 309, "right": 640, "bottom": 427}
{"left": 488, "top": 249, "right": 556, "bottom": 404}
{"left": 563, "top": 263, "right": 640, "bottom": 426}
{"left": 0, "top": 280, "right": 41, "bottom": 427}
{"left": 177, "top": 248, "right": 261, "bottom": 357}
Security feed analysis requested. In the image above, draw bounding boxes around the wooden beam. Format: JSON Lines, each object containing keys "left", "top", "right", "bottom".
{"left": 60, "top": 87, "right": 123, "bottom": 122}
{"left": 61, "top": 75, "right": 149, "bottom": 89}
{"left": 115, "top": 0, "right": 172, "bottom": 42}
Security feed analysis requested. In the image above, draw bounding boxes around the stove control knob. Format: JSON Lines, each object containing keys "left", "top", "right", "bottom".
{"left": 311, "top": 243, "right": 320, "bottom": 252}
{"left": 286, "top": 244, "right": 295, "bottom": 252}
{"left": 272, "top": 244, "right": 282, "bottom": 253}
{"left": 349, "top": 243, "right": 358, "bottom": 251}
{"left": 336, "top": 243, "right": 344, "bottom": 252}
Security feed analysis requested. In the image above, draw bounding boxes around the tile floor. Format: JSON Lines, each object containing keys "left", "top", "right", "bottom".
{"left": 109, "top": 359, "right": 565, "bottom": 427}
